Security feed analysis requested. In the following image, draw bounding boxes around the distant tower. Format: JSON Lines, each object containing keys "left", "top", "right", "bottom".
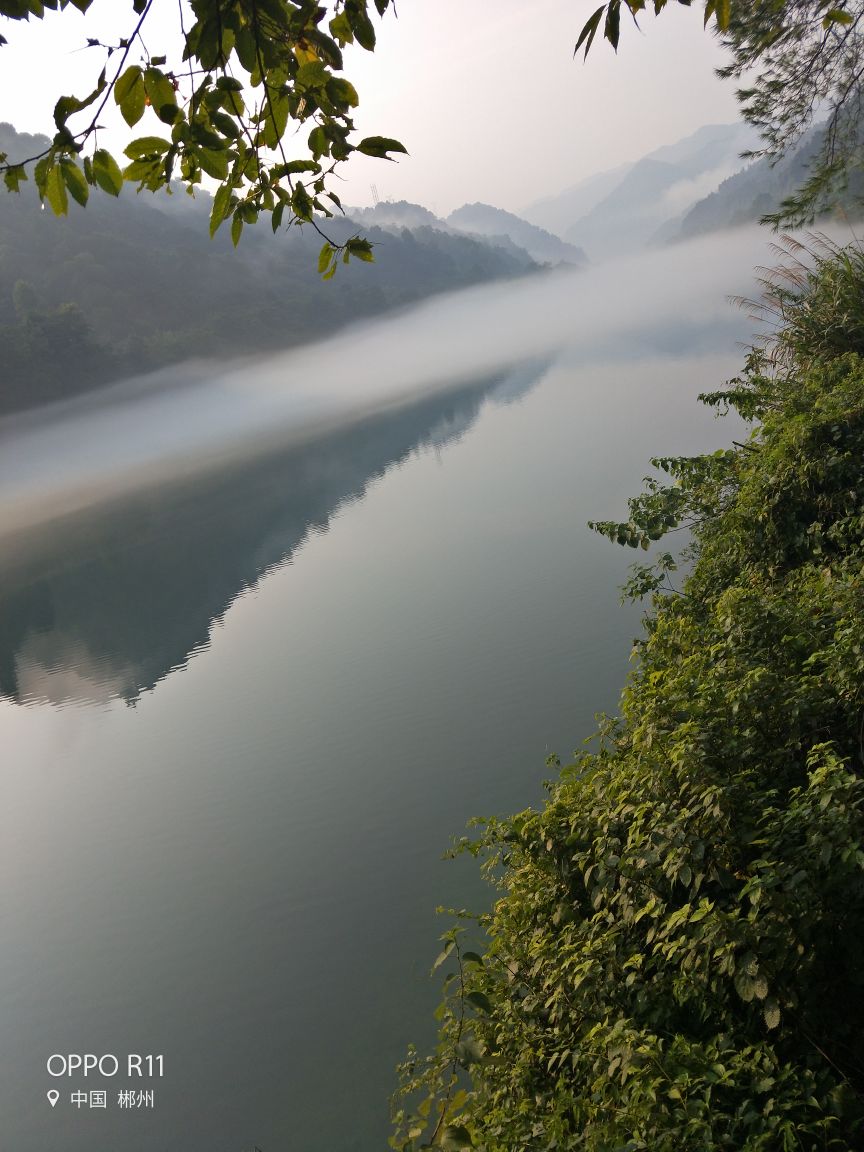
{"left": 370, "top": 183, "right": 380, "bottom": 206}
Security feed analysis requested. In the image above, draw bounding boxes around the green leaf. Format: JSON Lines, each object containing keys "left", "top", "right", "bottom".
{"left": 575, "top": 5, "right": 605, "bottom": 57}
{"left": 209, "top": 181, "right": 232, "bottom": 237}
{"left": 210, "top": 110, "right": 242, "bottom": 140}
{"left": 432, "top": 940, "right": 455, "bottom": 972}
{"left": 441, "top": 1125, "right": 473, "bottom": 1151}
{"left": 272, "top": 159, "right": 321, "bottom": 177}
{"left": 346, "top": 236, "right": 375, "bottom": 262}
{"left": 308, "top": 125, "right": 328, "bottom": 159}
{"left": 115, "top": 65, "right": 146, "bottom": 127}
{"left": 318, "top": 242, "right": 334, "bottom": 274}
{"left": 234, "top": 25, "right": 258, "bottom": 72}
{"left": 355, "top": 135, "right": 408, "bottom": 159}
{"left": 764, "top": 997, "right": 781, "bottom": 1029}
{"left": 326, "top": 76, "right": 359, "bottom": 108}
{"left": 197, "top": 147, "right": 230, "bottom": 180}
{"left": 59, "top": 157, "right": 88, "bottom": 206}
{"left": 329, "top": 10, "right": 353, "bottom": 43}
{"left": 114, "top": 64, "right": 142, "bottom": 104}
{"left": 43, "top": 162, "right": 68, "bottom": 215}
{"left": 604, "top": 0, "right": 621, "bottom": 49}
{"left": 291, "top": 182, "right": 314, "bottom": 221}
{"left": 466, "top": 990, "right": 492, "bottom": 1014}
{"left": 124, "top": 136, "right": 171, "bottom": 159}
{"left": 144, "top": 67, "right": 177, "bottom": 119}
{"left": 822, "top": 7, "right": 854, "bottom": 25}
{"left": 92, "top": 148, "right": 123, "bottom": 195}
{"left": 53, "top": 94, "right": 82, "bottom": 129}
{"left": 348, "top": 4, "right": 376, "bottom": 50}
{"left": 230, "top": 211, "right": 243, "bottom": 247}
{"left": 3, "top": 164, "right": 27, "bottom": 192}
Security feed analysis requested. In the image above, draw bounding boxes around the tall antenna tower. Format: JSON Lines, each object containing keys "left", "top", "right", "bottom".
{"left": 370, "top": 183, "right": 380, "bottom": 206}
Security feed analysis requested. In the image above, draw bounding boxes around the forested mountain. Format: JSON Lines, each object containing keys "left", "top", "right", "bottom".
{"left": 446, "top": 203, "right": 587, "bottom": 265}
{"left": 660, "top": 127, "right": 864, "bottom": 241}
{"left": 0, "top": 124, "right": 536, "bottom": 416}
{"left": 346, "top": 199, "right": 578, "bottom": 268}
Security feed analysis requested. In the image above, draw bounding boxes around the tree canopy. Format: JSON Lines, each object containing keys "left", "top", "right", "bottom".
{"left": 578, "top": 0, "right": 864, "bottom": 224}
{"left": 0, "top": 0, "right": 405, "bottom": 271}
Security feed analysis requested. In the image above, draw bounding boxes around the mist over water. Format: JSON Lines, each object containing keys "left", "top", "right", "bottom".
{"left": 0, "top": 226, "right": 778, "bottom": 539}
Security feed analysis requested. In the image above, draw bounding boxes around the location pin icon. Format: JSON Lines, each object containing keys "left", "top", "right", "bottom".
{"left": 47, "top": 1090, "right": 59, "bottom": 1108}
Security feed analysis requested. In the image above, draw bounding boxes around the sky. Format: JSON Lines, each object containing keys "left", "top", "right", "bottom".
{"left": 0, "top": 0, "right": 743, "bottom": 215}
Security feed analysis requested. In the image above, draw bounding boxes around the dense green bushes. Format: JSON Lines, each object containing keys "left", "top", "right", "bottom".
{"left": 392, "top": 241, "right": 864, "bottom": 1151}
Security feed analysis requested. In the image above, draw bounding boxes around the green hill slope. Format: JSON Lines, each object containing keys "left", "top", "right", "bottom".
{"left": 394, "top": 238, "right": 864, "bottom": 1152}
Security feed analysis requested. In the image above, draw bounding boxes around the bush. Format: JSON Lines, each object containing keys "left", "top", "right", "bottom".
{"left": 392, "top": 242, "right": 864, "bottom": 1152}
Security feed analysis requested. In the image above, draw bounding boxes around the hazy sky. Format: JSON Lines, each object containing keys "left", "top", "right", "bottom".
{"left": 0, "top": 0, "right": 742, "bottom": 214}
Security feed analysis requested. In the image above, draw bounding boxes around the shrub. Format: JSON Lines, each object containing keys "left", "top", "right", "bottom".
{"left": 392, "top": 243, "right": 864, "bottom": 1152}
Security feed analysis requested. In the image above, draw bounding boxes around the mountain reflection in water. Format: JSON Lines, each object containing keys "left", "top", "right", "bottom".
{"left": 0, "top": 363, "right": 544, "bottom": 708}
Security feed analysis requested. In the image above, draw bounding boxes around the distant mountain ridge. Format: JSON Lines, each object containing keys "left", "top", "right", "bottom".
{"left": 346, "top": 199, "right": 586, "bottom": 267}
{"left": 446, "top": 203, "right": 587, "bottom": 266}
{"left": 661, "top": 126, "right": 864, "bottom": 241}
{"left": 521, "top": 123, "right": 758, "bottom": 260}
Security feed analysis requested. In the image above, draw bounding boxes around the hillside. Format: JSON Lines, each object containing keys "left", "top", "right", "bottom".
{"left": 663, "top": 128, "right": 864, "bottom": 240}
{"left": 521, "top": 164, "right": 634, "bottom": 238}
{"left": 395, "top": 239, "right": 864, "bottom": 1152}
{"left": 446, "top": 202, "right": 587, "bottom": 265}
{"left": 565, "top": 124, "right": 757, "bottom": 259}
{"left": 520, "top": 123, "right": 756, "bottom": 260}
{"left": 0, "top": 124, "right": 536, "bottom": 415}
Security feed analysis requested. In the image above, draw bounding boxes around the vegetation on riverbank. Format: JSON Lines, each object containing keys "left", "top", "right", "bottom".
{"left": 392, "top": 238, "right": 864, "bottom": 1151}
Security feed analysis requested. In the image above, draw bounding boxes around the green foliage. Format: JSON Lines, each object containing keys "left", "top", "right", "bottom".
{"left": 575, "top": 0, "right": 864, "bottom": 226}
{"left": 0, "top": 0, "right": 405, "bottom": 272}
{"left": 393, "top": 242, "right": 864, "bottom": 1149}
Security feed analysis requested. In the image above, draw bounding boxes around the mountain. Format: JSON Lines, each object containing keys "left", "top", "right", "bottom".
{"left": 521, "top": 164, "right": 634, "bottom": 238}
{"left": 662, "top": 127, "right": 864, "bottom": 241}
{"left": 446, "top": 202, "right": 587, "bottom": 265}
{"left": 344, "top": 199, "right": 537, "bottom": 269}
{"left": 0, "top": 125, "right": 537, "bottom": 415}
{"left": 343, "top": 199, "right": 444, "bottom": 231}
{"left": 565, "top": 123, "right": 758, "bottom": 260}
{"left": 518, "top": 123, "right": 757, "bottom": 260}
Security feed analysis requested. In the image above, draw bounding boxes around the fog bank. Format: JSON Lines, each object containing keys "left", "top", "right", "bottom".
{"left": 0, "top": 226, "right": 800, "bottom": 537}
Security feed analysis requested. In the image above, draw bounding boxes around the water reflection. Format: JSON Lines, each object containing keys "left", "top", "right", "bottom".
{"left": 0, "top": 362, "right": 546, "bottom": 708}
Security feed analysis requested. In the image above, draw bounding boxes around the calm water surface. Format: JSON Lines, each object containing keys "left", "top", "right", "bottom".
{"left": 0, "top": 347, "right": 744, "bottom": 1150}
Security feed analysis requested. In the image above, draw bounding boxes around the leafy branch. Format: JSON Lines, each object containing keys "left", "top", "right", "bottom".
{"left": 0, "top": 0, "right": 407, "bottom": 273}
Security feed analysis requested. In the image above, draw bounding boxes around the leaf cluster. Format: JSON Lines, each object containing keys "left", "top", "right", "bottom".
{"left": 393, "top": 242, "right": 864, "bottom": 1149}
{"left": 0, "top": 1, "right": 406, "bottom": 271}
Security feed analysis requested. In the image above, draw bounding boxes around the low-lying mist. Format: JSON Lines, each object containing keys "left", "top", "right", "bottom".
{"left": 0, "top": 226, "right": 817, "bottom": 538}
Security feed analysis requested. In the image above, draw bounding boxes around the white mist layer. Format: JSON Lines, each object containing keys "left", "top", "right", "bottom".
{"left": 0, "top": 226, "right": 817, "bottom": 537}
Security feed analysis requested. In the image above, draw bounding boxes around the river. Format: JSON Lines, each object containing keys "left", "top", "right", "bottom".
{"left": 0, "top": 236, "right": 757, "bottom": 1150}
